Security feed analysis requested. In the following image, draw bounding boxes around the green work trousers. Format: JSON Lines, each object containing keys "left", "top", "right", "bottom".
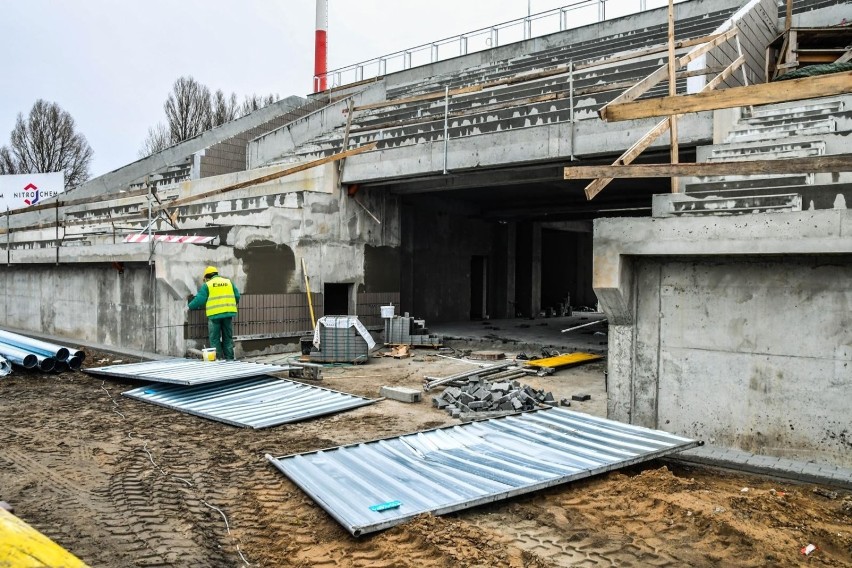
{"left": 208, "top": 317, "right": 235, "bottom": 360}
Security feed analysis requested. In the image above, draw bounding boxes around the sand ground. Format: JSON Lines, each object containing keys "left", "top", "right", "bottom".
{"left": 1, "top": 344, "right": 850, "bottom": 567}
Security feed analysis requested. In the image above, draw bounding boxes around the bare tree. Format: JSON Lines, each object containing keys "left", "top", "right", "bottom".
{"left": 164, "top": 76, "right": 212, "bottom": 143}
{"left": 212, "top": 90, "right": 239, "bottom": 127}
{"left": 238, "top": 93, "right": 279, "bottom": 117}
{"left": 0, "top": 99, "right": 93, "bottom": 189}
{"left": 138, "top": 76, "right": 280, "bottom": 157}
{"left": 138, "top": 123, "right": 172, "bottom": 158}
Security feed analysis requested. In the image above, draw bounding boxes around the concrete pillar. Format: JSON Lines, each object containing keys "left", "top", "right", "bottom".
{"left": 400, "top": 203, "right": 415, "bottom": 313}
{"left": 491, "top": 222, "right": 516, "bottom": 318}
{"left": 515, "top": 222, "right": 541, "bottom": 318}
{"left": 531, "top": 222, "right": 541, "bottom": 317}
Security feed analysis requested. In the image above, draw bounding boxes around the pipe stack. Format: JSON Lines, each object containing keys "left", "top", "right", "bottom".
{"left": 0, "top": 329, "right": 85, "bottom": 375}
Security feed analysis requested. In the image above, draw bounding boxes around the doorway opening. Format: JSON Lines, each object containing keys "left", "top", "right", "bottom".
{"left": 323, "top": 283, "right": 352, "bottom": 316}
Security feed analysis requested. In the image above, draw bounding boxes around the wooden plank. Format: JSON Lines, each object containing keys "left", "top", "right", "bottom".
{"left": 584, "top": 56, "right": 744, "bottom": 200}
{"left": 566, "top": 154, "right": 852, "bottom": 179}
{"left": 601, "top": 27, "right": 739, "bottom": 113}
{"left": 1, "top": 143, "right": 377, "bottom": 236}
{"left": 667, "top": 0, "right": 679, "bottom": 194}
{"left": 837, "top": 48, "right": 852, "bottom": 64}
{"left": 159, "top": 142, "right": 377, "bottom": 212}
{"left": 4, "top": 187, "right": 151, "bottom": 218}
{"left": 600, "top": 70, "right": 852, "bottom": 122}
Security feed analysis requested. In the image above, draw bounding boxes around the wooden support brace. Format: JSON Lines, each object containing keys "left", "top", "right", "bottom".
{"left": 583, "top": 56, "right": 745, "bottom": 200}
{"left": 566, "top": 154, "right": 852, "bottom": 179}
{"left": 599, "top": 27, "right": 739, "bottom": 116}
{"left": 599, "top": 70, "right": 852, "bottom": 122}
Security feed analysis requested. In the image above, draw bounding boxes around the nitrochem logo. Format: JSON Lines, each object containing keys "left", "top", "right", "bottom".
{"left": 13, "top": 182, "right": 58, "bottom": 206}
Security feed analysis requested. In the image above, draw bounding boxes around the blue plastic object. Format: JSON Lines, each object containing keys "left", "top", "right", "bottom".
{"left": 369, "top": 500, "right": 402, "bottom": 512}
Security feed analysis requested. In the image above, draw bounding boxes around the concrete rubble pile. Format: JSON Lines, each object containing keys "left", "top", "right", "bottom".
{"left": 432, "top": 375, "right": 566, "bottom": 419}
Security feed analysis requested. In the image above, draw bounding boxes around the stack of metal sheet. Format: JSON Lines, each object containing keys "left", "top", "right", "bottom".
{"left": 86, "top": 358, "right": 378, "bottom": 428}
{"left": 0, "top": 328, "right": 85, "bottom": 374}
{"left": 85, "top": 358, "right": 292, "bottom": 385}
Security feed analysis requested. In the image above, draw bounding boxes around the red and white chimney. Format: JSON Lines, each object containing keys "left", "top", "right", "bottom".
{"left": 314, "top": 0, "right": 328, "bottom": 92}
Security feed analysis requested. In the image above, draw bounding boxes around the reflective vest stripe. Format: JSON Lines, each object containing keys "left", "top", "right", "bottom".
{"left": 205, "top": 277, "right": 237, "bottom": 317}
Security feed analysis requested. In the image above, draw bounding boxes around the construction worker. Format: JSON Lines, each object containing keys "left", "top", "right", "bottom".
{"left": 188, "top": 266, "right": 241, "bottom": 360}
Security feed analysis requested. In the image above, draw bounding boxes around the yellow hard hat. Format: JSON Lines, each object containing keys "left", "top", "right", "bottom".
{"left": 203, "top": 266, "right": 218, "bottom": 277}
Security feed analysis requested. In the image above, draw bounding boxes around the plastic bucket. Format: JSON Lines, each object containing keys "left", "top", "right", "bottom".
{"left": 380, "top": 305, "right": 395, "bottom": 319}
{"left": 202, "top": 348, "right": 217, "bottom": 362}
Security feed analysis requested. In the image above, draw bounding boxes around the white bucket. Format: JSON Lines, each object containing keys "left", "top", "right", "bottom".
{"left": 380, "top": 305, "right": 395, "bottom": 319}
{"left": 202, "top": 348, "right": 217, "bottom": 362}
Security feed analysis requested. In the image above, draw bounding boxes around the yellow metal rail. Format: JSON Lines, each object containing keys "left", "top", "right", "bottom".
{"left": 0, "top": 508, "right": 88, "bottom": 567}
{"left": 524, "top": 352, "right": 603, "bottom": 369}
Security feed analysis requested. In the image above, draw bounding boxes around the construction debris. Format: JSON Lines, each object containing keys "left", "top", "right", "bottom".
{"left": 433, "top": 376, "right": 557, "bottom": 419}
{"left": 382, "top": 345, "right": 410, "bottom": 359}
{"left": 423, "top": 361, "right": 529, "bottom": 392}
{"left": 380, "top": 385, "right": 422, "bottom": 403}
{"left": 468, "top": 350, "right": 505, "bottom": 361}
{"left": 384, "top": 314, "right": 442, "bottom": 347}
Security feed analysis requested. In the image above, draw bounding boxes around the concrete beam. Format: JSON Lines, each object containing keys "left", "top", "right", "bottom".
{"left": 342, "top": 113, "right": 714, "bottom": 186}
{"left": 593, "top": 209, "right": 852, "bottom": 325}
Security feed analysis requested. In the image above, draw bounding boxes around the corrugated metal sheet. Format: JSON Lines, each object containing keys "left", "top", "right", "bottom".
{"left": 85, "top": 358, "right": 292, "bottom": 385}
{"left": 122, "top": 376, "right": 376, "bottom": 428}
{"left": 267, "top": 408, "right": 699, "bottom": 536}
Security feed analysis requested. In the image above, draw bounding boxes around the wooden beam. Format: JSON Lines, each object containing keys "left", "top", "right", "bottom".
{"left": 565, "top": 155, "right": 852, "bottom": 179}
{"left": 667, "top": 0, "right": 679, "bottom": 193}
{"left": 785, "top": 0, "right": 793, "bottom": 33}
{"left": 600, "top": 27, "right": 739, "bottom": 113}
{"left": 584, "top": 56, "right": 744, "bottom": 200}
{"left": 3, "top": 187, "right": 151, "bottom": 218}
{"left": 157, "top": 142, "right": 378, "bottom": 212}
{"left": 600, "top": 70, "right": 852, "bottom": 122}
{"left": 835, "top": 48, "right": 852, "bottom": 64}
{"left": 0, "top": 142, "right": 378, "bottom": 236}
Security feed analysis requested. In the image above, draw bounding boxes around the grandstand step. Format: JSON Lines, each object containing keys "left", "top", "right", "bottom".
{"left": 724, "top": 120, "right": 836, "bottom": 143}
{"left": 684, "top": 175, "right": 813, "bottom": 193}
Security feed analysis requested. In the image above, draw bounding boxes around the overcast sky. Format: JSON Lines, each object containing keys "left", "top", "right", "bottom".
{"left": 1, "top": 0, "right": 664, "bottom": 178}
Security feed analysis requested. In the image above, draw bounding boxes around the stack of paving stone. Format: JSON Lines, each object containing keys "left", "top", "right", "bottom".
{"left": 432, "top": 376, "right": 558, "bottom": 419}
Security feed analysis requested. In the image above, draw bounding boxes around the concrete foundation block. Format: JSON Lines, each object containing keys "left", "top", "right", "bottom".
{"left": 381, "top": 386, "right": 423, "bottom": 403}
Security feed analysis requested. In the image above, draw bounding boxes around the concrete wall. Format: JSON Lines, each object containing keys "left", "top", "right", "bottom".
{"left": 2, "top": 164, "right": 402, "bottom": 357}
{"left": 0, "top": 263, "right": 184, "bottom": 355}
{"left": 595, "top": 210, "right": 852, "bottom": 469}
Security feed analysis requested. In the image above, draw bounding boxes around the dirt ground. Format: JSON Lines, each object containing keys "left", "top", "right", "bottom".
{"left": 1, "top": 345, "right": 851, "bottom": 567}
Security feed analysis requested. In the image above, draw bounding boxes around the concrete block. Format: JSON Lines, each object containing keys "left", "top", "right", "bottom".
{"left": 499, "top": 402, "right": 514, "bottom": 411}
{"left": 473, "top": 387, "right": 490, "bottom": 399}
{"left": 511, "top": 398, "right": 524, "bottom": 410}
{"left": 381, "top": 386, "right": 422, "bottom": 403}
{"left": 572, "top": 394, "right": 591, "bottom": 401}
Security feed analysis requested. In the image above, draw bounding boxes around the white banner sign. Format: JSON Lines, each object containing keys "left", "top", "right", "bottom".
{"left": 0, "top": 172, "right": 65, "bottom": 211}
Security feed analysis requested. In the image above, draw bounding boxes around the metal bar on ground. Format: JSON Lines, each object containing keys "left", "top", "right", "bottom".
{"left": 266, "top": 407, "right": 699, "bottom": 536}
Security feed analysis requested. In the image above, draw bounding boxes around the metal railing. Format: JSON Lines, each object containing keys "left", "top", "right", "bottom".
{"left": 316, "top": 0, "right": 684, "bottom": 90}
